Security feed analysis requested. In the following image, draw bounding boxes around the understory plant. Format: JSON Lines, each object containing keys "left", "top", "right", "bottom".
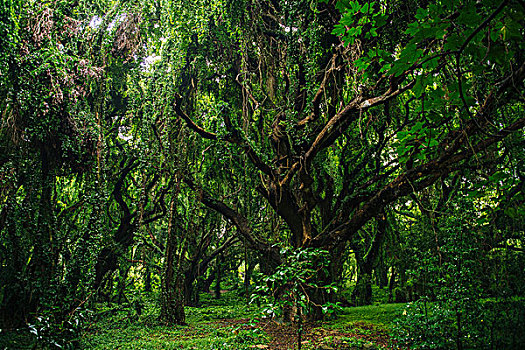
{"left": 251, "top": 247, "right": 340, "bottom": 349}
{"left": 27, "top": 307, "right": 92, "bottom": 349}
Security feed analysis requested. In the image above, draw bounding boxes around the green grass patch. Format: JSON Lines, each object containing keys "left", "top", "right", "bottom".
{"left": 334, "top": 303, "right": 405, "bottom": 327}
{"left": 1, "top": 293, "right": 406, "bottom": 349}
{"left": 79, "top": 292, "right": 266, "bottom": 350}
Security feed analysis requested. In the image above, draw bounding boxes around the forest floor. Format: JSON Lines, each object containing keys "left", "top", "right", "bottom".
{"left": 215, "top": 317, "right": 397, "bottom": 349}
{"left": 1, "top": 290, "right": 406, "bottom": 349}
{"left": 77, "top": 291, "right": 405, "bottom": 350}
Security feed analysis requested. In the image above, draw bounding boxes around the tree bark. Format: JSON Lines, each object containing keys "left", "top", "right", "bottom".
{"left": 214, "top": 254, "right": 223, "bottom": 299}
{"left": 351, "top": 211, "right": 388, "bottom": 305}
{"left": 144, "top": 265, "right": 152, "bottom": 292}
{"left": 160, "top": 197, "right": 186, "bottom": 325}
{"left": 388, "top": 267, "right": 397, "bottom": 303}
{"left": 352, "top": 250, "right": 373, "bottom": 306}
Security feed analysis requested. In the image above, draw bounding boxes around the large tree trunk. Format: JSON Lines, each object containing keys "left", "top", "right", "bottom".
{"left": 308, "top": 243, "right": 346, "bottom": 320}
{"left": 183, "top": 273, "right": 197, "bottom": 307}
{"left": 201, "top": 271, "right": 215, "bottom": 294}
{"left": 94, "top": 247, "right": 118, "bottom": 292}
{"left": 160, "top": 198, "right": 186, "bottom": 325}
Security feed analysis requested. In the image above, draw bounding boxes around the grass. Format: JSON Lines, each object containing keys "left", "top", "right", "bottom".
{"left": 0, "top": 291, "right": 405, "bottom": 349}
{"left": 3, "top": 288, "right": 522, "bottom": 349}
{"left": 79, "top": 292, "right": 267, "bottom": 349}
{"left": 81, "top": 324, "right": 266, "bottom": 349}
{"left": 337, "top": 303, "right": 405, "bottom": 326}
{"left": 80, "top": 290, "right": 406, "bottom": 349}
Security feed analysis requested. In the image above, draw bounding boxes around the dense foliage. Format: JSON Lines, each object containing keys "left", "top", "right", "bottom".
{"left": 1, "top": 0, "right": 524, "bottom": 348}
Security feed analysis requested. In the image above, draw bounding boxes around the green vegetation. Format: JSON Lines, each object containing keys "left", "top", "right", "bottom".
{"left": 336, "top": 304, "right": 405, "bottom": 326}
{"left": 81, "top": 295, "right": 264, "bottom": 350}
{"left": 1, "top": 0, "right": 524, "bottom": 349}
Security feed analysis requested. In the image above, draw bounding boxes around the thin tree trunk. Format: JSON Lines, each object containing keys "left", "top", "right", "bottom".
{"left": 351, "top": 211, "right": 388, "bottom": 305}
{"left": 244, "top": 259, "right": 255, "bottom": 304}
{"left": 352, "top": 258, "right": 373, "bottom": 306}
{"left": 388, "top": 267, "right": 396, "bottom": 303}
{"left": 376, "top": 257, "right": 389, "bottom": 288}
{"left": 214, "top": 255, "right": 223, "bottom": 299}
{"left": 144, "top": 265, "right": 152, "bottom": 292}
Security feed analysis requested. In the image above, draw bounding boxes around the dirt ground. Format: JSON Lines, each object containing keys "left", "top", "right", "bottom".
{"left": 213, "top": 318, "right": 399, "bottom": 350}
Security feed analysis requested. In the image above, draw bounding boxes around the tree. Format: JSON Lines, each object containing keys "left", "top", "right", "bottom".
{"left": 155, "top": 0, "right": 524, "bottom": 315}
{"left": 0, "top": 0, "right": 103, "bottom": 327}
{"left": 0, "top": 0, "right": 156, "bottom": 328}
{"left": 1, "top": 0, "right": 523, "bottom": 332}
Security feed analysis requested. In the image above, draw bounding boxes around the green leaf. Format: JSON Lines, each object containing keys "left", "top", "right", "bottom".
{"left": 444, "top": 33, "right": 462, "bottom": 51}
{"left": 389, "top": 60, "right": 410, "bottom": 77}
{"left": 412, "top": 121, "right": 424, "bottom": 133}
{"left": 428, "top": 139, "right": 439, "bottom": 147}
{"left": 332, "top": 24, "right": 346, "bottom": 36}
{"left": 489, "top": 171, "right": 507, "bottom": 182}
{"left": 374, "top": 13, "right": 387, "bottom": 27}
{"left": 415, "top": 8, "right": 428, "bottom": 20}
{"left": 360, "top": 3, "right": 370, "bottom": 13}
{"left": 413, "top": 75, "right": 426, "bottom": 98}
{"left": 350, "top": 1, "right": 361, "bottom": 13}
{"left": 457, "top": 6, "right": 481, "bottom": 25}
{"left": 397, "top": 131, "right": 408, "bottom": 140}
{"left": 340, "top": 12, "right": 354, "bottom": 26}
